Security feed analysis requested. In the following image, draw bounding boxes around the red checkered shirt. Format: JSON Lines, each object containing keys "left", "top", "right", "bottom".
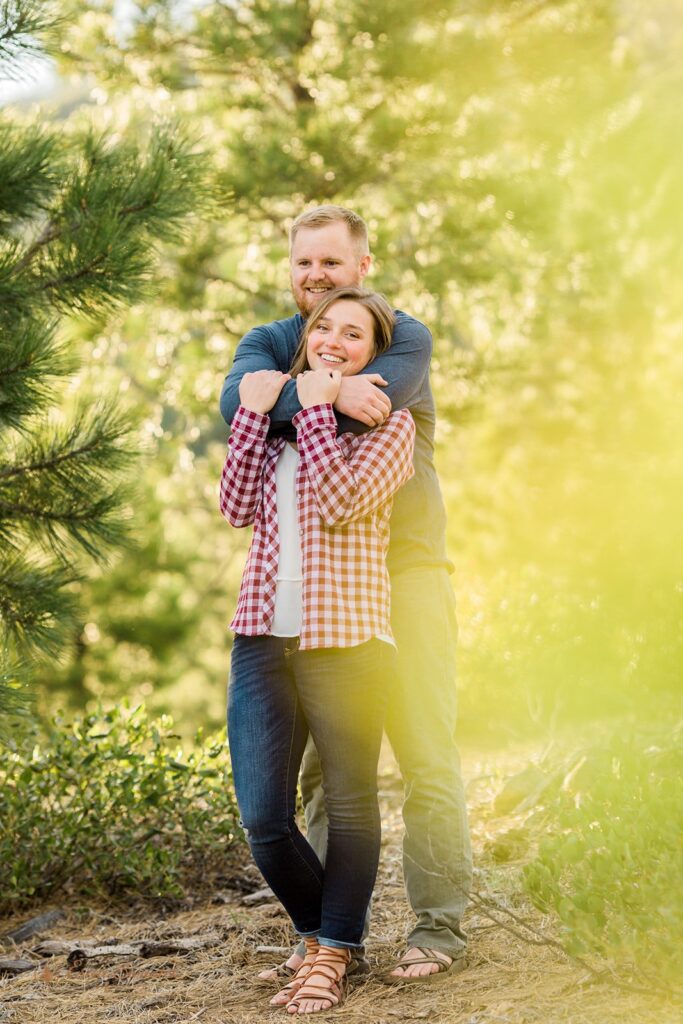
{"left": 219, "top": 404, "right": 415, "bottom": 650}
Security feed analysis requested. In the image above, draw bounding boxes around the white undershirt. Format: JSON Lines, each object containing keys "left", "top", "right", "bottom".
{"left": 271, "top": 443, "right": 303, "bottom": 637}
{"left": 270, "top": 441, "right": 394, "bottom": 647}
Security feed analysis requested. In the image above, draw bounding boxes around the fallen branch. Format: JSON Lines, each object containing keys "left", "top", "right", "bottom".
{"left": 242, "top": 886, "right": 275, "bottom": 906}
{"left": 140, "top": 933, "right": 221, "bottom": 958}
{"left": 0, "top": 958, "right": 39, "bottom": 976}
{"left": 33, "top": 929, "right": 220, "bottom": 966}
{"left": 33, "top": 930, "right": 222, "bottom": 970}
{"left": 35, "top": 939, "right": 122, "bottom": 956}
{"left": 1, "top": 910, "right": 65, "bottom": 946}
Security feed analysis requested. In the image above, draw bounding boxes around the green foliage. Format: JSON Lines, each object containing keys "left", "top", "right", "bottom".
{"left": 522, "top": 729, "right": 683, "bottom": 986}
{"left": 0, "top": 1, "right": 216, "bottom": 718}
{"left": 0, "top": 704, "right": 241, "bottom": 912}
{"left": 29, "top": 0, "right": 683, "bottom": 744}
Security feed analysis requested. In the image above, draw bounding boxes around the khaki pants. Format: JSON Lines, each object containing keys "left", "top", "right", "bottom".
{"left": 299, "top": 566, "right": 472, "bottom": 957}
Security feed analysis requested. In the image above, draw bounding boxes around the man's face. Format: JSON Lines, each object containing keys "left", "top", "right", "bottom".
{"left": 289, "top": 222, "right": 371, "bottom": 317}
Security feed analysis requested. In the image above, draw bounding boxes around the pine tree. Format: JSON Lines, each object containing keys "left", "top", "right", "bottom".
{"left": 0, "top": 1, "right": 212, "bottom": 720}
{"left": 36, "top": 1, "right": 683, "bottom": 725}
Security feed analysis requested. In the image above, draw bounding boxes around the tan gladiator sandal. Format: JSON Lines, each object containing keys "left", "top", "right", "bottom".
{"left": 269, "top": 936, "right": 320, "bottom": 1007}
{"left": 286, "top": 945, "right": 351, "bottom": 1015}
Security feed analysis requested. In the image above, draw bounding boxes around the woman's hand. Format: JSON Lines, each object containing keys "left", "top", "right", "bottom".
{"left": 296, "top": 369, "right": 342, "bottom": 409}
{"left": 239, "top": 370, "right": 291, "bottom": 414}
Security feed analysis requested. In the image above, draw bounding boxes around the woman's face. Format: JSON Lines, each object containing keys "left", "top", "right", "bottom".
{"left": 306, "top": 299, "right": 376, "bottom": 377}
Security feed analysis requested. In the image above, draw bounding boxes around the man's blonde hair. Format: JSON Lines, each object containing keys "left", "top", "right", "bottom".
{"left": 290, "top": 205, "right": 369, "bottom": 255}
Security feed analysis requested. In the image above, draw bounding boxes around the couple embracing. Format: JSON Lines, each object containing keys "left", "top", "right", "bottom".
{"left": 218, "top": 206, "right": 472, "bottom": 1014}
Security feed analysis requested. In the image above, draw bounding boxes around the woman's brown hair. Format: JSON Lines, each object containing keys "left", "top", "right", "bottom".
{"left": 289, "top": 287, "right": 395, "bottom": 378}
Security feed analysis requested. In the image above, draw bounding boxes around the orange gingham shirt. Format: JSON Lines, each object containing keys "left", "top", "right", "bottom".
{"left": 219, "top": 404, "right": 415, "bottom": 650}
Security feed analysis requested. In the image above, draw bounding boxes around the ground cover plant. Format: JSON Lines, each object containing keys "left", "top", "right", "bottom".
{"left": 0, "top": 704, "right": 242, "bottom": 913}
{"left": 522, "top": 727, "right": 683, "bottom": 989}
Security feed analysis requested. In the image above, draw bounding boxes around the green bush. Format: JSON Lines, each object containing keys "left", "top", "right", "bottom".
{"left": 522, "top": 728, "right": 683, "bottom": 986}
{"left": 0, "top": 704, "right": 242, "bottom": 912}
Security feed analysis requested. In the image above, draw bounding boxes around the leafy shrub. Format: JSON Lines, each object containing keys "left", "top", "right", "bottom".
{"left": 522, "top": 728, "right": 683, "bottom": 986}
{"left": 0, "top": 704, "right": 243, "bottom": 912}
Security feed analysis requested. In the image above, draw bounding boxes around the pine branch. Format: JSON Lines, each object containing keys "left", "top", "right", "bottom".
{"left": 0, "top": 402, "right": 140, "bottom": 560}
{"left": 0, "top": 123, "right": 62, "bottom": 226}
{"left": 2, "top": 399, "right": 138, "bottom": 475}
{"left": 0, "top": 318, "right": 76, "bottom": 431}
{"left": 0, "top": 553, "right": 80, "bottom": 659}
{"left": 0, "top": 0, "right": 62, "bottom": 80}
{"left": 10, "top": 219, "right": 61, "bottom": 273}
{"left": 36, "top": 248, "right": 147, "bottom": 314}
{"left": 9, "top": 127, "right": 209, "bottom": 272}
{"left": 0, "top": 489, "right": 133, "bottom": 561}
{"left": 8, "top": 127, "right": 215, "bottom": 318}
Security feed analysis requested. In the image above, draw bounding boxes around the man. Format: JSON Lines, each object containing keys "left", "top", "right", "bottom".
{"left": 220, "top": 205, "right": 472, "bottom": 981}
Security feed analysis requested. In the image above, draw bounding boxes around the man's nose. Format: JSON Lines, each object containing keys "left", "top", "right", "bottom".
{"left": 308, "top": 263, "right": 327, "bottom": 280}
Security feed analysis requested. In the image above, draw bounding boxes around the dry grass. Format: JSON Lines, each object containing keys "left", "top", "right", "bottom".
{"left": 1, "top": 747, "right": 678, "bottom": 1024}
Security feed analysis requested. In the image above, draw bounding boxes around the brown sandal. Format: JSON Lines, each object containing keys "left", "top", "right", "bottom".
{"left": 382, "top": 946, "right": 466, "bottom": 985}
{"left": 286, "top": 945, "right": 351, "bottom": 1014}
{"left": 269, "top": 937, "right": 320, "bottom": 1007}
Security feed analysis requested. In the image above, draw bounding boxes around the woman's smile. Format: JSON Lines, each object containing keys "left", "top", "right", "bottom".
{"left": 306, "top": 299, "right": 376, "bottom": 377}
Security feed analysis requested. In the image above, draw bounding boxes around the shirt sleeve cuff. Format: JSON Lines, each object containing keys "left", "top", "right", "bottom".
{"left": 292, "top": 403, "right": 337, "bottom": 434}
{"left": 231, "top": 405, "right": 270, "bottom": 439}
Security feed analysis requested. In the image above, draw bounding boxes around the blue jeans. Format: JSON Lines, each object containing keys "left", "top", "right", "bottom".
{"left": 228, "top": 634, "right": 390, "bottom": 949}
{"left": 299, "top": 567, "right": 472, "bottom": 958}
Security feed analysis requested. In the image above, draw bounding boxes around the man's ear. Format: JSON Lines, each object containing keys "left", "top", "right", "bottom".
{"left": 359, "top": 254, "right": 371, "bottom": 280}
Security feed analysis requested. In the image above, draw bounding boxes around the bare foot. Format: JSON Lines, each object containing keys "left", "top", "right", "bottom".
{"left": 257, "top": 951, "right": 303, "bottom": 982}
{"left": 389, "top": 946, "right": 453, "bottom": 979}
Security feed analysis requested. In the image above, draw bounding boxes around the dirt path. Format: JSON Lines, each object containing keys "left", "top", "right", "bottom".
{"left": 1, "top": 747, "right": 675, "bottom": 1024}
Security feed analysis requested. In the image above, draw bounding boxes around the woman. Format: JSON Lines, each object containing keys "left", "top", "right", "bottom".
{"left": 220, "top": 287, "right": 415, "bottom": 1014}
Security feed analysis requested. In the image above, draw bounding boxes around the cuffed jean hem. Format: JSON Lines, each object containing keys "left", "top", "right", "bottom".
{"left": 296, "top": 928, "right": 320, "bottom": 939}
{"left": 295, "top": 938, "right": 367, "bottom": 957}
{"left": 318, "top": 936, "right": 364, "bottom": 951}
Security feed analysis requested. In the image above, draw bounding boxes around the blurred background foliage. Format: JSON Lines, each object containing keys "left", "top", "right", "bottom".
{"left": 9, "top": 0, "right": 676, "bottom": 739}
